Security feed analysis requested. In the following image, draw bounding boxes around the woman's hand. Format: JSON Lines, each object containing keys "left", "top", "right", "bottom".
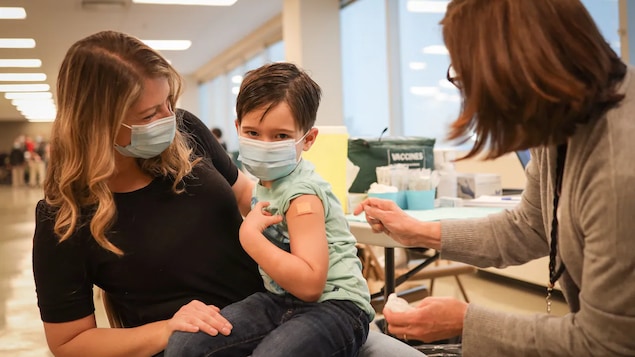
{"left": 353, "top": 197, "right": 441, "bottom": 249}
{"left": 166, "top": 300, "right": 232, "bottom": 339}
{"left": 383, "top": 296, "right": 467, "bottom": 343}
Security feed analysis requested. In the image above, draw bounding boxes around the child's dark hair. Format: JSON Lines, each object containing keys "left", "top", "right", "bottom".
{"left": 236, "top": 62, "right": 322, "bottom": 132}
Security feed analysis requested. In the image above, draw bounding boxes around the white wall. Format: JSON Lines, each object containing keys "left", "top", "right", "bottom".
{"left": 178, "top": 74, "right": 201, "bottom": 118}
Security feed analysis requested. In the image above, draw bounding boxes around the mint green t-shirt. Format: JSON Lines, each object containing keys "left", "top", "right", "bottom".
{"left": 253, "top": 159, "right": 374, "bottom": 320}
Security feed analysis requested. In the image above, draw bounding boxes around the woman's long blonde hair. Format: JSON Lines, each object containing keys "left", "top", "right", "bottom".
{"left": 45, "top": 30, "right": 196, "bottom": 255}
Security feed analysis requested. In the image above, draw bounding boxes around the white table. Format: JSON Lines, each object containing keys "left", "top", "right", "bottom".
{"left": 347, "top": 207, "right": 504, "bottom": 305}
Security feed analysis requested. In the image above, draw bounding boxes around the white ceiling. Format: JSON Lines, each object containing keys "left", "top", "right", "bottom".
{"left": 0, "top": 0, "right": 283, "bottom": 121}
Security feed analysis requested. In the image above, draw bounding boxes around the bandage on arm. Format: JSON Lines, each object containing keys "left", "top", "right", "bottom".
{"left": 294, "top": 201, "right": 314, "bottom": 216}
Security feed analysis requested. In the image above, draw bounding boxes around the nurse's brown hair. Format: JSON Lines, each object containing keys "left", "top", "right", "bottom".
{"left": 442, "top": 0, "right": 626, "bottom": 158}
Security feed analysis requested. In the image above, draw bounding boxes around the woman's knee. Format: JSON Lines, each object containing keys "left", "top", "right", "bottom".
{"left": 359, "top": 330, "right": 425, "bottom": 357}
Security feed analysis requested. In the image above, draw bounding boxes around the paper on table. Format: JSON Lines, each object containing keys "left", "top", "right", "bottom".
{"left": 346, "top": 206, "right": 505, "bottom": 223}
{"left": 462, "top": 195, "right": 521, "bottom": 208}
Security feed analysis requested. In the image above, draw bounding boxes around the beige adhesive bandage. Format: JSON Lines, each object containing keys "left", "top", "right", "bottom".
{"left": 295, "top": 201, "right": 314, "bottom": 216}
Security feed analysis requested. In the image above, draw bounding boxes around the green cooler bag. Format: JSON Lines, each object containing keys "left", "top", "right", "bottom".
{"left": 347, "top": 137, "right": 436, "bottom": 193}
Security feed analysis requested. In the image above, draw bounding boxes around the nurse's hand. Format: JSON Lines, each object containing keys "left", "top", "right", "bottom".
{"left": 353, "top": 197, "right": 441, "bottom": 250}
{"left": 383, "top": 296, "right": 467, "bottom": 343}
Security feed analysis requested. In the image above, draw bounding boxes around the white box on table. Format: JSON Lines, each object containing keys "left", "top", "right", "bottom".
{"left": 456, "top": 173, "right": 502, "bottom": 199}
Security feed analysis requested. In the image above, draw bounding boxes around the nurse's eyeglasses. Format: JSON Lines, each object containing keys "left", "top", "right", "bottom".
{"left": 446, "top": 65, "right": 461, "bottom": 89}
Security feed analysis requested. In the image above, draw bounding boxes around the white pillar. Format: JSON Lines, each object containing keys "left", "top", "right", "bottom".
{"left": 283, "top": 1, "right": 350, "bottom": 209}
{"left": 283, "top": 0, "right": 344, "bottom": 126}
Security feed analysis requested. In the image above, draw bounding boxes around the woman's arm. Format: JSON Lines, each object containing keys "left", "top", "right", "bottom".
{"left": 239, "top": 196, "right": 329, "bottom": 301}
{"left": 457, "top": 144, "right": 635, "bottom": 356}
{"left": 44, "top": 315, "right": 168, "bottom": 357}
{"left": 44, "top": 300, "right": 233, "bottom": 357}
{"left": 232, "top": 171, "right": 255, "bottom": 217}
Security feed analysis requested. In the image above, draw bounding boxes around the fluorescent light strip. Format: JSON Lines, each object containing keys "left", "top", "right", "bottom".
{"left": 407, "top": 0, "right": 449, "bottom": 13}
{"left": 20, "top": 109, "right": 57, "bottom": 117}
{"left": 0, "top": 7, "right": 26, "bottom": 19}
{"left": 133, "top": 0, "right": 237, "bottom": 5}
{"left": 21, "top": 112, "right": 57, "bottom": 119}
{"left": 23, "top": 108, "right": 57, "bottom": 120}
{"left": 0, "top": 38, "right": 36, "bottom": 48}
{"left": 142, "top": 40, "right": 191, "bottom": 51}
{"left": 0, "top": 84, "right": 50, "bottom": 92}
{"left": 27, "top": 118, "right": 56, "bottom": 122}
{"left": 12, "top": 98, "right": 55, "bottom": 107}
{"left": 5, "top": 92, "right": 52, "bottom": 100}
{"left": 0, "top": 73, "right": 46, "bottom": 81}
{"left": 18, "top": 104, "right": 56, "bottom": 110}
{"left": 0, "top": 59, "right": 42, "bottom": 68}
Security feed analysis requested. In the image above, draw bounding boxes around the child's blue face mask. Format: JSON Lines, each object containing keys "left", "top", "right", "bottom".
{"left": 114, "top": 114, "right": 176, "bottom": 159}
{"left": 238, "top": 131, "right": 309, "bottom": 181}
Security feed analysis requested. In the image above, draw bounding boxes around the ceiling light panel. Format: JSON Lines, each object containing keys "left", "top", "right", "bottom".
{"left": 5, "top": 92, "right": 52, "bottom": 100}
{"left": 0, "top": 84, "right": 50, "bottom": 92}
{"left": 12, "top": 98, "right": 55, "bottom": 107}
{"left": 0, "top": 38, "right": 36, "bottom": 48}
{"left": 133, "top": 0, "right": 237, "bottom": 5}
{"left": 0, "top": 59, "right": 42, "bottom": 67}
{"left": 27, "top": 117, "right": 56, "bottom": 122}
{"left": 19, "top": 105, "right": 56, "bottom": 114}
{"left": 0, "top": 7, "right": 27, "bottom": 19}
{"left": 142, "top": 40, "right": 192, "bottom": 51}
{"left": 0, "top": 73, "right": 47, "bottom": 81}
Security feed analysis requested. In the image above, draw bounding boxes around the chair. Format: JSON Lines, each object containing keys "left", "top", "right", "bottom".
{"left": 98, "top": 288, "right": 124, "bottom": 328}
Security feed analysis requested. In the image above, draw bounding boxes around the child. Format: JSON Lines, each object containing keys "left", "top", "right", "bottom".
{"left": 166, "top": 62, "right": 374, "bottom": 357}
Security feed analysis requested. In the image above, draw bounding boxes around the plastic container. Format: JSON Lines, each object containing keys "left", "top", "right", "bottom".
{"left": 368, "top": 192, "right": 407, "bottom": 209}
{"left": 436, "top": 162, "right": 457, "bottom": 198}
{"left": 406, "top": 189, "right": 436, "bottom": 210}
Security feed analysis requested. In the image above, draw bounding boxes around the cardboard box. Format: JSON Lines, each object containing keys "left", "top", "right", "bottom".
{"left": 457, "top": 173, "right": 502, "bottom": 199}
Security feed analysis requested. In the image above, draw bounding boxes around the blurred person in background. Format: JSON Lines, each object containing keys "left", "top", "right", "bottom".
{"left": 211, "top": 127, "right": 228, "bottom": 151}
{"left": 9, "top": 138, "right": 26, "bottom": 187}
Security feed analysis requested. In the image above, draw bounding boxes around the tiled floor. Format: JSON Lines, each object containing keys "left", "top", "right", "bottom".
{"left": 0, "top": 185, "right": 568, "bottom": 356}
{"left": 0, "top": 186, "right": 52, "bottom": 357}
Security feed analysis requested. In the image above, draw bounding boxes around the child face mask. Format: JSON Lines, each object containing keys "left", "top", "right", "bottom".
{"left": 237, "top": 131, "right": 309, "bottom": 181}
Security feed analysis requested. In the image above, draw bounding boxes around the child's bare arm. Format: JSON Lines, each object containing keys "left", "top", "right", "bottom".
{"left": 240, "top": 195, "right": 328, "bottom": 301}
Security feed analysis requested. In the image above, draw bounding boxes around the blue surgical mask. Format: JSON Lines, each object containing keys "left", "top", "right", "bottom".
{"left": 115, "top": 114, "right": 176, "bottom": 159}
{"left": 238, "top": 131, "right": 309, "bottom": 181}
